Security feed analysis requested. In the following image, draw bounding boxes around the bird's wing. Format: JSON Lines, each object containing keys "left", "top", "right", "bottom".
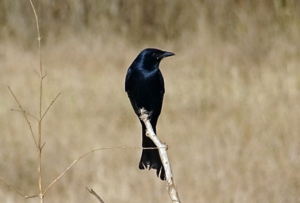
{"left": 125, "top": 67, "right": 140, "bottom": 115}
{"left": 125, "top": 68, "right": 132, "bottom": 92}
{"left": 159, "top": 70, "right": 165, "bottom": 95}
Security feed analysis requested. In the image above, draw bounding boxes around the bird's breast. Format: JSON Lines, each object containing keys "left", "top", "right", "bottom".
{"left": 130, "top": 70, "right": 162, "bottom": 105}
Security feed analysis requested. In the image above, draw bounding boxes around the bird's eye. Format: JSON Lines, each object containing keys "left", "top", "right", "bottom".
{"left": 152, "top": 52, "right": 160, "bottom": 59}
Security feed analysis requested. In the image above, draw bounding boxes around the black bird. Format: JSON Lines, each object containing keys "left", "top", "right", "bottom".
{"left": 125, "top": 48, "right": 175, "bottom": 180}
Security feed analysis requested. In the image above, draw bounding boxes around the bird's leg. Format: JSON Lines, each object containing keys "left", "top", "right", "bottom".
{"left": 139, "top": 108, "right": 149, "bottom": 119}
{"left": 139, "top": 108, "right": 155, "bottom": 138}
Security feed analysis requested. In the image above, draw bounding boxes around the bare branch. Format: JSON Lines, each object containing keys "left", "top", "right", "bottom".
{"left": 34, "top": 70, "right": 40, "bottom": 77}
{"left": 8, "top": 86, "right": 38, "bottom": 147}
{"left": 10, "top": 109, "right": 39, "bottom": 121}
{"left": 29, "top": 1, "right": 44, "bottom": 202}
{"left": 41, "top": 142, "right": 46, "bottom": 150}
{"left": 139, "top": 108, "right": 181, "bottom": 203}
{"left": 0, "top": 177, "right": 38, "bottom": 199}
{"left": 41, "top": 92, "right": 61, "bottom": 121}
{"left": 42, "top": 71, "right": 47, "bottom": 79}
{"left": 86, "top": 187, "right": 105, "bottom": 203}
{"left": 29, "top": 0, "right": 41, "bottom": 50}
{"left": 43, "top": 146, "right": 139, "bottom": 196}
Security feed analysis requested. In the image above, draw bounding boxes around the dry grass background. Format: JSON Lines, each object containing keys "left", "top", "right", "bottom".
{"left": 0, "top": 0, "right": 300, "bottom": 202}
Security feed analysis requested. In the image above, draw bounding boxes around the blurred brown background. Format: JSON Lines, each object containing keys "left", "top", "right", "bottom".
{"left": 0, "top": 0, "right": 300, "bottom": 202}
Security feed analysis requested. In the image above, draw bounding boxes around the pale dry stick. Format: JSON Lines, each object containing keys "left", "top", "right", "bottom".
{"left": 10, "top": 109, "right": 39, "bottom": 121}
{"left": 8, "top": 87, "right": 60, "bottom": 201}
{"left": 41, "top": 92, "right": 61, "bottom": 121}
{"left": 139, "top": 108, "right": 181, "bottom": 203}
{"left": 29, "top": 0, "right": 44, "bottom": 202}
{"left": 86, "top": 187, "right": 105, "bottom": 203}
{"left": 0, "top": 177, "right": 38, "bottom": 199}
{"left": 7, "top": 86, "right": 38, "bottom": 147}
{"left": 43, "top": 146, "right": 139, "bottom": 196}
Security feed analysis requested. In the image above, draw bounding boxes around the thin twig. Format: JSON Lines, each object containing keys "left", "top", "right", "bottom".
{"left": 10, "top": 109, "right": 39, "bottom": 121}
{"left": 41, "top": 92, "right": 61, "bottom": 121}
{"left": 41, "top": 142, "right": 46, "bottom": 150}
{"left": 34, "top": 70, "right": 40, "bottom": 77}
{"left": 29, "top": 0, "right": 41, "bottom": 46}
{"left": 29, "top": 1, "right": 44, "bottom": 202}
{"left": 43, "top": 146, "right": 140, "bottom": 196}
{"left": 8, "top": 86, "right": 38, "bottom": 147}
{"left": 0, "top": 177, "right": 38, "bottom": 199}
{"left": 42, "top": 71, "right": 47, "bottom": 79}
{"left": 86, "top": 187, "right": 105, "bottom": 203}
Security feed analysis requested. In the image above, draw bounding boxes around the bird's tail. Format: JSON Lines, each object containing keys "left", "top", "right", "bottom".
{"left": 139, "top": 125, "right": 165, "bottom": 180}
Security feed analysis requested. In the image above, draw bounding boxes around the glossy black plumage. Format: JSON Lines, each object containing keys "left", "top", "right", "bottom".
{"left": 125, "top": 48, "right": 174, "bottom": 180}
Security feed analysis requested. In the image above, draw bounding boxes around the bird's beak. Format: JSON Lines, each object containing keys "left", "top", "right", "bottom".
{"left": 159, "top": 51, "right": 175, "bottom": 59}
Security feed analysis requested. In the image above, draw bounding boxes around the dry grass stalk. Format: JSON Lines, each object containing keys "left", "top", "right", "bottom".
{"left": 86, "top": 187, "right": 105, "bottom": 203}
{"left": 44, "top": 146, "right": 140, "bottom": 196}
{"left": 0, "top": 0, "right": 60, "bottom": 202}
{"left": 28, "top": 0, "right": 44, "bottom": 201}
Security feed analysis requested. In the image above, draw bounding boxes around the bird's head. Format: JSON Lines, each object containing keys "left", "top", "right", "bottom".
{"left": 136, "top": 48, "right": 175, "bottom": 69}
